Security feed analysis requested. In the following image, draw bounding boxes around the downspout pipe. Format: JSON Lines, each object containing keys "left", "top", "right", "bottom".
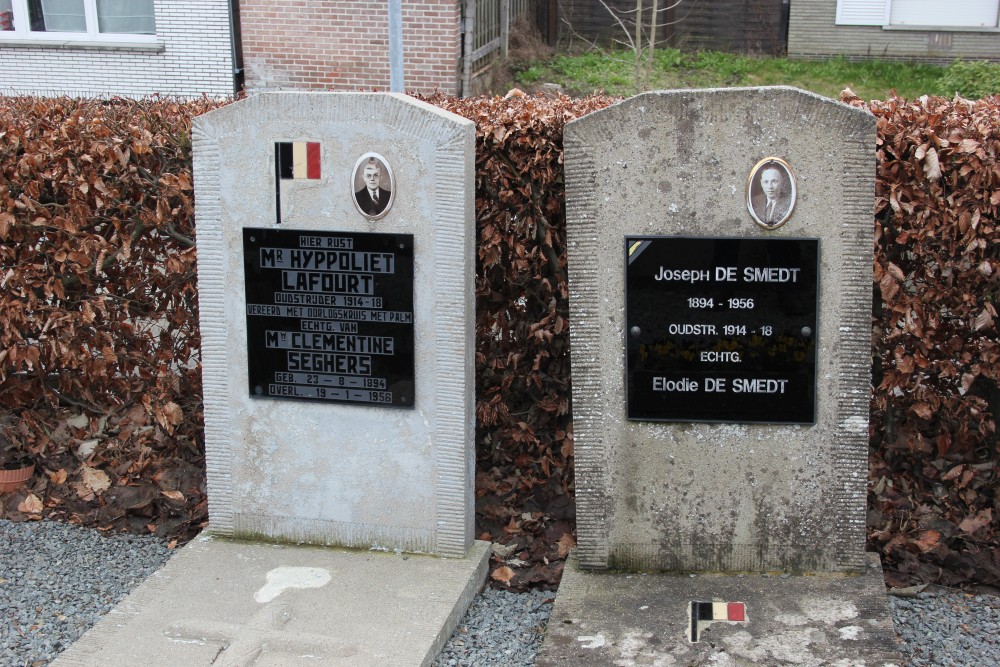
{"left": 228, "top": 0, "right": 245, "bottom": 96}
{"left": 389, "top": 0, "right": 404, "bottom": 92}
{"left": 461, "top": 0, "right": 474, "bottom": 96}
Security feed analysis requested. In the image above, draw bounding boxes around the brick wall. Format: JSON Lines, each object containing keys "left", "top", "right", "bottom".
{"left": 789, "top": 0, "right": 1000, "bottom": 63}
{"left": 240, "top": 0, "right": 462, "bottom": 95}
{"left": 0, "top": 0, "right": 234, "bottom": 98}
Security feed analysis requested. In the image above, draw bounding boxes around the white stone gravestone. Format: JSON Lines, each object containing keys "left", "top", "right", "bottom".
{"left": 53, "top": 93, "right": 489, "bottom": 667}
{"left": 195, "top": 92, "right": 476, "bottom": 557}
{"left": 537, "top": 87, "right": 902, "bottom": 666}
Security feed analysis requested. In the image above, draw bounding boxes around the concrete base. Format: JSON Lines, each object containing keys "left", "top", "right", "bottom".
{"left": 537, "top": 553, "right": 903, "bottom": 666}
{"left": 53, "top": 534, "right": 491, "bottom": 667}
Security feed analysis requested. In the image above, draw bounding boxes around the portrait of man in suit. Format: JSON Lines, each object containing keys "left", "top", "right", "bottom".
{"left": 353, "top": 154, "right": 393, "bottom": 219}
{"left": 747, "top": 158, "right": 795, "bottom": 229}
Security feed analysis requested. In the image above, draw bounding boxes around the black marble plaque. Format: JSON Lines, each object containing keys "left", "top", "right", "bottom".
{"left": 243, "top": 228, "right": 414, "bottom": 407}
{"left": 625, "top": 237, "right": 819, "bottom": 423}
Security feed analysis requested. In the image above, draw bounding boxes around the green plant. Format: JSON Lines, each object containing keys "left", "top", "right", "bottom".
{"left": 935, "top": 60, "right": 1000, "bottom": 99}
{"left": 652, "top": 48, "right": 687, "bottom": 69}
{"left": 513, "top": 49, "right": 952, "bottom": 100}
{"left": 517, "top": 64, "right": 545, "bottom": 85}
{"left": 692, "top": 51, "right": 752, "bottom": 80}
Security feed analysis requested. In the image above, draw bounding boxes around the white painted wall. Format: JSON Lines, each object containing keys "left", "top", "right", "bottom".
{"left": 0, "top": 0, "right": 234, "bottom": 98}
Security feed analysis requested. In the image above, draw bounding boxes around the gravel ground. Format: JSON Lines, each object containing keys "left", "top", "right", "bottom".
{"left": 888, "top": 589, "right": 1000, "bottom": 666}
{"left": 433, "top": 588, "right": 554, "bottom": 667}
{"left": 4, "top": 519, "right": 1000, "bottom": 667}
{"left": 0, "top": 520, "right": 173, "bottom": 667}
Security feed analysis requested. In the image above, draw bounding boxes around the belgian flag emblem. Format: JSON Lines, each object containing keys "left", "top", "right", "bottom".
{"left": 274, "top": 142, "right": 320, "bottom": 225}
{"left": 690, "top": 600, "right": 746, "bottom": 642}
{"left": 276, "top": 142, "right": 321, "bottom": 180}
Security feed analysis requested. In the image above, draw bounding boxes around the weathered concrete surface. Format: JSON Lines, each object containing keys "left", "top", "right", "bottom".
{"left": 564, "top": 87, "right": 876, "bottom": 572}
{"left": 53, "top": 534, "right": 491, "bottom": 667}
{"left": 537, "top": 552, "right": 903, "bottom": 666}
{"left": 193, "top": 93, "right": 476, "bottom": 556}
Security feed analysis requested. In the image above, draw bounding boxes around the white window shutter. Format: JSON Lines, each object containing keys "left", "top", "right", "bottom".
{"left": 889, "top": 0, "right": 999, "bottom": 27}
{"left": 836, "top": 0, "right": 890, "bottom": 25}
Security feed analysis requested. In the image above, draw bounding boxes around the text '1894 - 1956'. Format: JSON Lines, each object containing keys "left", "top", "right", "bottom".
{"left": 625, "top": 236, "right": 819, "bottom": 424}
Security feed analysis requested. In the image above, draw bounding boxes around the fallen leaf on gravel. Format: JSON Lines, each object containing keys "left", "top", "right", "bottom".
{"left": 556, "top": 533, "right": 576, "bottom": 558}
{"left": 76, "top": 439, "right": 99, "bottom": 459}
{"left": 18, "top": 493, "right": 43, "bottom": 514}
{"left": 47, "top": 469, "right": 68, "bottom": 484}
{"left": 80, "top": 465, "right": 111, "bottom": 495}
{"left": 491, "top": 566, "right": 515, "bottom": 584}
{"left": 887, "top": 584, "right": 928, "bottom": 597}
{"left": 66, "top": 413, "right": 89, "bottom": 429}
{"left": 492, "top": 542, "right": 517, "bottom": 559}
{"left": 959, "top": 509, "right": 992, "bottom": 534}
{"left": 915, "top": 530, "right": 941, "bottom": 553}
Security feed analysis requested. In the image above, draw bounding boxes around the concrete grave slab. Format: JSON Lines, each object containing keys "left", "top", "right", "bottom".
{"left": 536, "top": 553, "right": 902, "bottom": 666}
{"left": 53, "top": 93, "right": 486, "bottom": 667}
{"left": 192, "top": 92, "right": 476, "bottom": 557}
{"left": 52, "top": 535, "right": 491, "bottom": 667}
{"left": 540, "top": 86, "right": 898, "bottom": 665}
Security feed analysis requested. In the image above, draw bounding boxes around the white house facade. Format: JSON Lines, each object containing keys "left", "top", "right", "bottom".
{"left": 790, "top": 0, "right": 1000, "bottom": 63}
{"left": 0, "top": 0, "right": 236, "bottom": 98}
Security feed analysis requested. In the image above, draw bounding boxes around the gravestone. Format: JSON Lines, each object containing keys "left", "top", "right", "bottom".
{"left": 196, "top": 93, "right": 476, "bottom": 556}
{"left": 537, "top": 87, "right": 902, "bottom": 665}
{"left": 53, "top": 93, "right": 489, "bottom": 667}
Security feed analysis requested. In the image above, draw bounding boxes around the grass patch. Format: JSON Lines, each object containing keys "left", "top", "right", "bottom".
{"left": 514, "top": 48, "right": 998, "bottom": 101}
{"left": 936, "top": 60, "right": 1000, "bottom": 99}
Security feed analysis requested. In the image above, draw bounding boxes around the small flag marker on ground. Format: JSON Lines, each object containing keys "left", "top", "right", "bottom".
{"left": 690, "top": 600, "right": 746, "bottom": 642}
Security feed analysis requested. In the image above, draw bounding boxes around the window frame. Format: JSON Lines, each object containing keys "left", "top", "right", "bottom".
{"left": 0, "top": 0, "right": 158, "bottom": 46}
{"left": 836, "top": 0, "right": 1000, "bottom": 30}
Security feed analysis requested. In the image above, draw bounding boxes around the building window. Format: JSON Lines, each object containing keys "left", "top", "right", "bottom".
{"left": 96, "top": 0, "right": 155, "bottom": 34}
{"left": 837, "top": 0, "right": 1000, "bottom": 28}
{"left": 0, "top": 0, "right": 155, "bottom": 40}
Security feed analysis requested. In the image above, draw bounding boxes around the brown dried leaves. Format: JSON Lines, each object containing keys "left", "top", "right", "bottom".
{"left": 0, "top": 96, "right": 222, "bottom": 538}
{"left": 845, "top": 91, "right": 1000, "bottom": 591}
{"left": 427, "top": 93, "right": 614, "bottom": 589}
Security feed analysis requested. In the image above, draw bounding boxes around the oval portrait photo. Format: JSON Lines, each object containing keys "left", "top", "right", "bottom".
{"left": 746, "top": 157, "right": 796, "bottom": 230}
{"left": 352, "top": 152, "right": 394, "bottom": 220}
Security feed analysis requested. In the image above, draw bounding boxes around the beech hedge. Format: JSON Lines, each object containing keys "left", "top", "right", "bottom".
{"left": 844, "top": 91, "right": 1000, "bottom": 588}
{"left": 0, "top": 92, "right": 997, "bottom": 589}
{"left": 0, "top": 97, "right": 220, "bottom": 538}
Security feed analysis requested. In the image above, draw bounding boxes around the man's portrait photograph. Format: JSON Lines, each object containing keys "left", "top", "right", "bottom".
{"left": 746, "top": 158, "right": 796, "bottom": 230}
{"left": 352, "top": 153, "right": 394, "bottom": 219}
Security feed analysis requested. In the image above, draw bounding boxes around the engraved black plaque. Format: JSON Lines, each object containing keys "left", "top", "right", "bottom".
{"left": 625, "top": 237, "right": 819, "bottom": 423}
{"left": 244, "top": 228, "right": 414, "bottom": 407}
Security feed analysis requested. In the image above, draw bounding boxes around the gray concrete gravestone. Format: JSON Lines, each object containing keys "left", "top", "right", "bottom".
{"left": 53, "top": 93, "right": 489, "bottom": 667}
{"left": 537, "top": 87, "right": 903, "bottom": 666}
